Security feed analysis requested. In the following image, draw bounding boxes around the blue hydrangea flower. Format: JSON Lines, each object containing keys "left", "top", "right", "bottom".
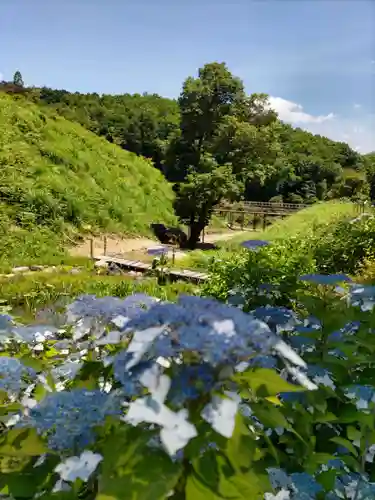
{"left": 124, "top": 296, "right": 278, "bottom": 366}
{"left": 288, "top": 335, "right": 316, "bottom": 353}
{"left": 113, "top": 351, "right": 153, "bottom": 395}
{"left": 147, "top": 246, "right": 169, "bottom": 256}
{"left": 267, "top": 468, "right": 291, "bottom": 489}
{"left": 66, "top": 294, "right": 157, "bottom": 324}
{"left": 169, "top": 364, "right": 215, "bottom": 404}
{"left": 23, "top": 389, "right": 122, "bottom": 451}
{"left": 0, "top": 313, "right": 13, "bottom": 331}
{"left": 290, "top": 472, "right": 323, "bottom": 497}
{"left": 117, "top": 295, "right": 311, "bottom": 392}
{"left": 333, "top": 472, "right": 375, "bottom": 499}
{"left": 247, "top": 355, "right": 278, "bottom": 369}
{"left": 241, "top": 239, "right": 269, "bottom": 250}
{"left": 344, "top": 385, "right": 375, "bottom": 410}
{"left": 299, "top": 273, "right": 352, "bottom": 285}
{"left": 348, "top": 285, "right": 375, "bottom": 311}
{"left": 328, "top": 321, "right": 360, "bottom": 341}
{"left": 251, "top": 306, "right": 299, "bottom": 333}
{"left": 0, "top": 357, "right": 36, "bottom": 394}
{"left": 266, "top": 470, "right": 323, "bottom": 500}
{"left": 307, "top": 365, "right": 336, "bottom": 390}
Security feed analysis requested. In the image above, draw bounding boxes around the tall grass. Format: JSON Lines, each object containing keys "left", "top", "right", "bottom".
{"left": 1, "top": 272, "right": 197, "bottom": 320}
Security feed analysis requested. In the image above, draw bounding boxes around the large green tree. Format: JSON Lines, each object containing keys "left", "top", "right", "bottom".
{"left": 166, "top": 62, "right": 281, "bottom": 248}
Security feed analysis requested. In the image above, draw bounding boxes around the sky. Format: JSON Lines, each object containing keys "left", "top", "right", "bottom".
{"left": 1, "top": 0, "right": 374, "bottom": 152}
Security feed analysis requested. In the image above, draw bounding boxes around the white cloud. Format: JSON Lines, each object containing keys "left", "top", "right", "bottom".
{"left": 353, "top": 103, "right": 362, "bottom": 109}
{"left": 269, "top": 96, "right": 375, "bottom": 153}
{"left": 269, "top": 96, "right": 335, "bottom": 125}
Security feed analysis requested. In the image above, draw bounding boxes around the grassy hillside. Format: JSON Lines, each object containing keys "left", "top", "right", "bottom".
{"left": 0, "top": 93, "right": 177, "bottom": 269}
{"left": 179, "top": 201, "right": 361, "bottom": 269}
{"left": 222, "top": 200, "right": 359, "bottom": 248}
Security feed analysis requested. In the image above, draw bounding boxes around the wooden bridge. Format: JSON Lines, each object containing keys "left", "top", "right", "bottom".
{"left": 213, "top": 201, "right": 309, "bottom": 231}
{"left": 94, "top": 255, "right": 208, "bottom": 284}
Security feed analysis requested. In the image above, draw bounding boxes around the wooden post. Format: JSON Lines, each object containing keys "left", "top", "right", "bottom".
{"left": 90, "top": 238, "right": 94, "bottom": 259}
{"left": 202, "top": 227, "right": 205, "bottom": 244}
{"left": 253, "top": 213, "right": 256, "bottom": 231}
{"left": 103, "top": 235, "right": 107, "bottom": 256}
{"left": 263, "top": 214, "right": 267, "bottom": 231}
{"left": 172, "top": 246, "right": 176, "bottom": 265}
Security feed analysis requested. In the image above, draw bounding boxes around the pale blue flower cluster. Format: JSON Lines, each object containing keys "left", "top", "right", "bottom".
{"left": 0, "top": 356, "right": 36, "bottom": 394}
{"left": 266, "top": 468, "right": 323, "bottom": 499}
{"left": 251, "top": 306, "right": 299, "bottom": 333}
{"left": 22, "top": 389, "right": 122, "bottom": 451}
{"left": 299, "top": 273, "right": 352, "bottom": 286}
{"left": 0, "top": 313, "right": 13, "bottom": 331}
{"left": 266, "top": 467, "right": 375, "bottom": 499}
{"left": 66, "top": 293, "right": 158, "bottom": 323}
{"left": 169, "top": 364, "right": 215, "bottom": 404}
{"left": 344, "top": 384, "right": 375, "bottom": 410}
{"left": 121, "top": 295, "right": 278, "bottom": 366}
{"left": 241, "top": 239, "right": 270, "bottom": 250}
{"left": 348, "top": 284, "right": 375, "bottom": 311}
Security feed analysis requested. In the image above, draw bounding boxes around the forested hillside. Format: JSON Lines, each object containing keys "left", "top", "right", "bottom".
{"left": 0, "top": 62, "right": 370, "bottom": 247}
{"left": 30, "top": 87, "right": 368, "bottom": 204}
{"left": 1, "top": 64, "right": 367, "bottom": 207}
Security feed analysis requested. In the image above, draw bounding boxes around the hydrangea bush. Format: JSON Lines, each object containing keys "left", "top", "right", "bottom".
{"left": 1, "top": 271, "right": 375, "bottom": 498}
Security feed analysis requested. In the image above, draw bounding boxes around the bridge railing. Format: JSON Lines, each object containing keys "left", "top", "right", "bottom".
{"left": 216, "top": 201, "right": 309, "bottom": 215}
{"left": 242, "top": 201, "right": 308, "bottom": 210}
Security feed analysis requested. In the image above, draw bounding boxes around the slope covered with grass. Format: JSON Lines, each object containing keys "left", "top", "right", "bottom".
{"left": 0, "top": 93, "right": 177, "bottom": 269}
{"left": 222, "top": 201, "right": 359, "bottom": 249}
{"left": 179, "top": 201, "right": 361, "bottom": 269}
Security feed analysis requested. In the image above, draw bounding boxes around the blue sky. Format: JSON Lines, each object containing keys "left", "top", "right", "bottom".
{"left": 1, "top": 0, "right": 374, "bottom": 152}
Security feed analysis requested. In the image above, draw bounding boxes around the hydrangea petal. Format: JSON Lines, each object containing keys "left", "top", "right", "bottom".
{"left": 55, "top": 451, "right": 103, "bottom": 482}
{"left": 201, "top": 392, "right": 240, "bottom": 438}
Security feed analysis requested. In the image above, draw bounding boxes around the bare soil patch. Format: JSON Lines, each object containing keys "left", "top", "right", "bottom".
{"left": 69, "top": 230, "right": 245, "bottom": 260}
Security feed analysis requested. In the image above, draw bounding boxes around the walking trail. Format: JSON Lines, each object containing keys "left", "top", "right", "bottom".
{"left": 70, "top": 230, "right": 245, "bottom": 260}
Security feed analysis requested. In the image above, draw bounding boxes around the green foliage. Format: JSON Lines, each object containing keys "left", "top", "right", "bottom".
{"left": 309, "top": 211, "right": 375, "bottom": 274}
{"left": 202, "top": 238, "right": 316, "bottom": 307}
{"left": 223, "top": 200, "right": 359, "bottom": 247}
{"left": 364, "top": 152, "right": 375, "bottom": 201}
{"left": 1, "top": 63, "right": 365, "bottom": 253}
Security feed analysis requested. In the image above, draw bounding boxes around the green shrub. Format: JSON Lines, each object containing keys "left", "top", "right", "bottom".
{"left": 311, "top": 213, "right": 375, "bottom": 275}
{"left": 202, "top": 238, "right": 317, "bottom": 308}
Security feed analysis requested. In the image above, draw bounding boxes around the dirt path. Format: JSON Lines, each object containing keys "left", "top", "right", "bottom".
{"left": 70, "top": 230, "right": 245, "bottom": 259}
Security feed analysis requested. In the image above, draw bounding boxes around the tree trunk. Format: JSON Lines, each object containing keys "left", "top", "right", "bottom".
{"left": 187, "top": 220, "right": 206, "bottom": 249}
